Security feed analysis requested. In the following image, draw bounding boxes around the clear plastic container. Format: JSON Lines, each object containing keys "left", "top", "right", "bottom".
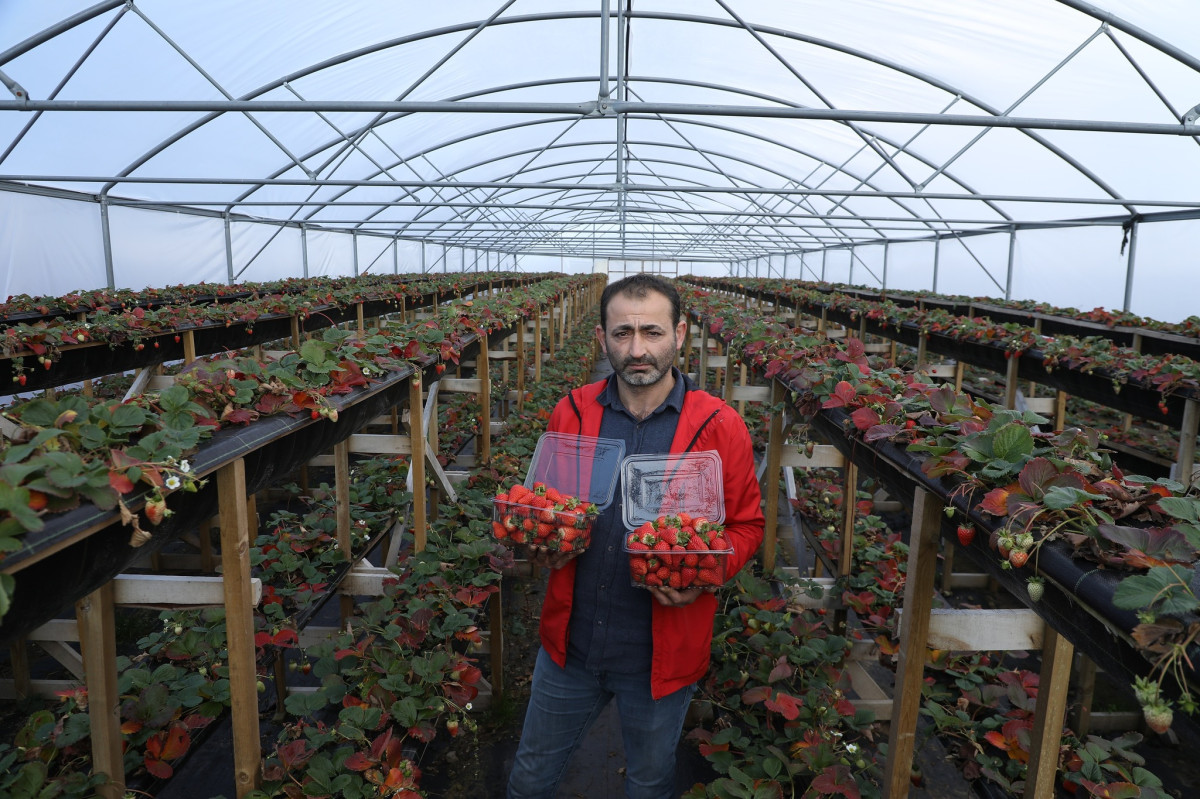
{"left": 491, "top": 433, "right": 625, "bottom": 552}
{"left": 620, "top": 451, "right": 725, "bottom": 529}
{"left": 619, "top": 451, "right": 730, "bottom": 589}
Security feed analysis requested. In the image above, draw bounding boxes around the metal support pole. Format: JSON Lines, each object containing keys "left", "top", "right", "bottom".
{"left": 99, "top": 196, "right": 115, "bottom": 289}
{"left": 932, "top": 237, "right": 941, "bottom": 294}
{"left": 821, "top": 249, "right": 827, "bottom": 282}
{"left": 1122, "top": 219, "right": 1139, "bottom": 312}
{"left": 352, "top": 231, "right": 359, "bottom": 276}
{"left": 1005, "top": 227, "right": 1017, "bottom": 300}
{"left": 224, "top": 213, "right": 234, "bottom": 285}
{"left": 300, "top": 224, "right": 309, "bottom": 278}
{"left": 882, "top": 241, "right": 889, "bottom": 291}
{"left": 394, "top": 238, "right": 400, "bottom": 274}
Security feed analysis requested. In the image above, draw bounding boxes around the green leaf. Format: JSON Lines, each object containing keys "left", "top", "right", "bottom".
{"left": 1043, "top": 486, "right": 1103, "bottom": 510}
{"left": 110, "top": 403, "right": 149, "bottom": 433}
{"left": 158, "top": 385, "right": 192, "bottom": 412}
{"left": 15, "top": 399, "right": 60, "bottom": 428}
{"left": 991, "top": 422, "right": 1034, "bottom": 462}
{"left": 1113, "top": 566, "right": 1200, "bottom": 616}
{"left": 1156, "top": 496, "right": 1200, "bottom": 523}
{"left": 300, "top": 339, "right": 334, "bottom": 364}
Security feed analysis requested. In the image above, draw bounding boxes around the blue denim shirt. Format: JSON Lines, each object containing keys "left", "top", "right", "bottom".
{"left": 567, "top": 368, "right": 687, "bottom": 673}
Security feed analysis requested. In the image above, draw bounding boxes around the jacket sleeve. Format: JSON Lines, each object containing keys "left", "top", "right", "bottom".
{"left": 710, "top": 406, "right": 765, "bottom": 578}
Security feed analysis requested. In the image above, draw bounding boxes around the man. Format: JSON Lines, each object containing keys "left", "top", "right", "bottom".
{"left": 507, "top": 274, "right": 765, "bottom": 799}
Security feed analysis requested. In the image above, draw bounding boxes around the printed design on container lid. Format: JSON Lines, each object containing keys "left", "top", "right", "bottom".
{"left": 620, "top": 450, "right": 724, "bottom": 530}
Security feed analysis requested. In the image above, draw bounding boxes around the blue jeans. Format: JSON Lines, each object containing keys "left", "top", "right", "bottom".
{"left": 507, "top": 647, "right": 696, "bottom": 799}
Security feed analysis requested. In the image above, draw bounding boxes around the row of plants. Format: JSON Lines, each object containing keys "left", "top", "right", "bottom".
{"left": 777, "top": 278, "right": 1200, "bottom": 341}
{"left": 683, "top": 285, "right": 1200, "bottom": 731}
{"left": 0, "top": 275, "right": 583, "bottom": 622}
{"left": 0, "top": 277, "right": 603, "bottom": 798}
{"left": 1, "top": 272, "right": 538, "bottom": 390}
{"left": 688, "top": 276, "right": 1200, "bottom": 416}
{"left": 680, "top": 286, "right": 1186, "bottom": 796}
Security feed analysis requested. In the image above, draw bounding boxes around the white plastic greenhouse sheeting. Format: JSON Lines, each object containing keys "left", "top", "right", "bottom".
{"left": 2, "top": 1, "right": 1200, "bottom": 320}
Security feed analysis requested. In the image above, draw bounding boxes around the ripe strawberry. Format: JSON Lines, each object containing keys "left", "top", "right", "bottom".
{"left": 699, "top": 554, "right": 719, "bottom": 569}
{"left": 27, "top": 490, "right": 48, "bottom": 511}
{"left": 645, "top": 573, "right": 663, "bottom": 587}
{"left": 630, "top": 559, "right": 649, "bottom": 579}
{"left": 1026, "top": 578, "right": 1045, "bottom": 602}
{"left": 491, "top": 521, "right": 509, "bottom": 539}
{"left": 1008, "top": 550, "right": 1029, "bottom": 568}
{"left": 144, "top": 497, "right": 169, "bottom": 525}
{"left": 686, "top": 535, "right": 709, "bottom": 551}
{"left": 627, "top": 535, "right": 649, "bottom": 551}
{"left": 698, "top": 568, "right": 722, "bottom": 586}
{"left": 710, "top": 535, "right": 729, "bottom": 551}
{"left": 446, "top": 719, "right": 460, "bottom": 737}
{"left": 668, "top": 572, "right": 683, "bottom": 589}
{"left": 678, "top": 512, "right": 693, "bottom": 527}
{"left": 653, "top": 540, "right": 671, "bottom": 553}
{"left": 684, "top": 553, "right": 699, "bottom": 567}
{"left": 1143, "top": 702, "right": 1173, "bottom": 734}
{"left": 956, "top": 525, "right": 975, "bottom": 546}
{"left": 681, "top": 566, "right": 698, "bottom": 587}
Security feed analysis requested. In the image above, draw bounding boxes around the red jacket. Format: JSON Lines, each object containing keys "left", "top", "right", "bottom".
{"left": 540, "top": 377, "right": 765, "bottom": 699}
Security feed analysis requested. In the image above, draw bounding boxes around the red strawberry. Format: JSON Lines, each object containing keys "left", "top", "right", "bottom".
{"left": 681, "top": 567, "right": 698, "bottom": 587}
{"left": 144, "top": 497, "right": 169, "bottom": 525}
{"left": 956, "top": 525, "right": 975, "bottom": 546}
{"left": 630, "top": 559, "right": 649, "bottom": 578}
{"left": 698, "top": 568, "right": 722, "bottom": 586}
{"left": 645, "top": 573, "right": 663, "bottom": 586}
{"left": 684, "top": 553, "right": 699, "bottom": 567}
{"left": 492, "top": 521, "right": 509, "bottom": 539}
{"left": 699, "top": 554, "right": 719, "bottom": 569}
{"left": 686, "top": 536, "right": 709, "bottom": 551}
{"left": 678, "top": 512, "right": 693, "bottom": 527}
{"left": 653, "top": 540, "right": 671, "bottom": 553}
{"left": 627, "top": 538, "right": 650, "bottom": 552}
{"left": 1008, "top": 550, "right": 1029, "bottom": 568}
{"left": 668, "top": 572, "right": 683, "bottom": 589}
{"left": 710, "top": 535, "right": 729, "bottom": 551}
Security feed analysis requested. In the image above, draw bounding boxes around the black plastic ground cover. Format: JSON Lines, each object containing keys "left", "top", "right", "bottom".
{"left": 0, "top": 355, "right": 433, "bottom": 646}
{"left": 803, "top": 402, "right": 1200, "bottom": 725}
{"left": 3, "top": 287, "right": 453, "bottom": 395}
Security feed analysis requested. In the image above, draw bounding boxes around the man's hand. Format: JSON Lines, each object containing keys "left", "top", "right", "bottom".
{"left": 647, "top": 586, "right": 706, "bottom": 608}
{"left": 523, "top": 544, "right": 580, "bottom": 571}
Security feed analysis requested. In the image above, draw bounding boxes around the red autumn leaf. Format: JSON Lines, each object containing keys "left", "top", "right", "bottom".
{"left": 768, "top": 656, "right": 793, "bottom": 683}
{"left": 979, "top": 486, "right": 1013, "bottom": 516}
{"left": 764, "top": 690, "right": 801, "bottom": 720}
{"left": 223, "top": 407, "right": 257, "bottom": 426}
{"left": 108, "top": 470, "right": 135, "bottom": 494}
{"left": 863, "top": 422, "right": 901, "bottom": 442}
{"left": 453, "top": 586, "right": 493, "bottom": 607}
{"left": 850, "top": 407, "right": 880, "bottom": 431}
{"left": 343, "top": 751, "right": 375, "bottom": 771}
{"left": 811, "top": 764, "right": 862, "bottom": 798}
{"left": 291, "top": 390, "right": 320, "bottom": 410}
{"left": 822, "top": 380, "right": 858, "bottom": 408}
{"left": 255, "top": 393, "right": 290, "bottom": 414}
{"left": 277, "top": 739, "right": 313, "bottom": 770}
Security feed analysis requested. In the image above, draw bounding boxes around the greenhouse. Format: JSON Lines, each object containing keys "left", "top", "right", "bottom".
{"left": 1, "top": 2, "right": 1199, "bottom": 797}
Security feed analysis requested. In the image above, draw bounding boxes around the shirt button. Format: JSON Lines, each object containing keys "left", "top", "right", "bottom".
{"left": 607, "top": 545, "right": 614, "bottom": 552}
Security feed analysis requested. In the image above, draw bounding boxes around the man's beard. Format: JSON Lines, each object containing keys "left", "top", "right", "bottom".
{"left": 612, "top": 353, "right": 671, "bottom": 387}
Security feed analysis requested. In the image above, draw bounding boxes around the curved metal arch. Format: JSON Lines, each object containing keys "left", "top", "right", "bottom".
{"left": 388, "top": 152, "right": 876, "bottom": 253}
{"left": 334, "top": 113, "right": 982, "bottom": 249}
{"left": 86, "top": 7, "right": 1140, "bottom": 225}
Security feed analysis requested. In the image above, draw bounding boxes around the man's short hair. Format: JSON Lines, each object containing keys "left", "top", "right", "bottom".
{"left": 599, "top": 274, "right": 682, "bottom": 331}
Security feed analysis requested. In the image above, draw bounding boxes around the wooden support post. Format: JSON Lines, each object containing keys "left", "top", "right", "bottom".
{"left": 199, "top": 516, "right": 216, "bottom": 573}
{"left": 516, "top": 323, "right": 526, "bottom": 411}
{"left": 722, "top": 344, "right": 736, "bottom": 405}
{"left": 884, "top": 488, "right": 943, "bottom": 798}
{"left": 1054, "top": 390, "right": 1069, "bottom": 431}
{"left": 1004, "top": 351, "right": 1020, "bottom": 410}
{"left": 1025, "top": 624, "right": 1075, "bottom": 799}
{"left": 334, "top": 439, "right": 354, "bottom": 625}
{"left": 1070, "top": 655, "right": 1098, "bottom": 738}
{"left": 941, "top": 538, "right": 956, "bottom": 594}
{"left": 916, "top": 334, "right": 927, "bottom": 369}
{"left": 217, "top": 459, "right": 262, "bottom": 797}
{"left": 478, "top": 342, "right": 491, "bottom": 465}
{"left": 534, "top": 318, "right": 543, "bottom": 383}
{"left": 356, "top": 302, "right": 365, "bottom": 338}
{"left": 9, "top": 639, "right": 30, "bottom": 700}
{"left": 761, "top": 381, "right": 785, "bottom": 574}
{"left": 410, "top": 375, "right": 428, "bottom": 553}
{"left": 954, "top": 361, "right": 965, "bottom": 392}
{"left": 1176, "top": 399, "right": 1199, "bottom": 489}
{"left": 698, "top": 328, "right": 709, "bottom": 390}
{"left": 77, "top": 582, "right": 123, "bottom": 799}
{"left": 183, "top": 329, "right": 197, "bottom": 364}
{"left": 681, "top": 322, "right": 692, "bottom": 375}
{"left": 737, "top": 363, "right": 748, "bottom": 416}
{"left": 839, "top": 462, "right": 858, "bottom": 578}
{"left": 291, "top": 315, "right": 302, "bottom": 350}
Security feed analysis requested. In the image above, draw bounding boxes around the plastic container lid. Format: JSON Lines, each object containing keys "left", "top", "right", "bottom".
{"left": 621, "top": 451, "right": 725, "bottom": 529}
{"left": 524, "top": 432, "right": 626, "bottom": 509}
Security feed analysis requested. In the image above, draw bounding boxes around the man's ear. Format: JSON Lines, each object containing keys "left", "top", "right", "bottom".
{"left": 595, "top": 324, "right": 607, "bottom": 354}
{"left": 675, "top": 318, "right": 687, "bottom": 352}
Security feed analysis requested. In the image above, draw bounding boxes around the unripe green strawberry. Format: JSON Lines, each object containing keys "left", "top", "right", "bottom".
{"left": 1026, "top": 578, "right": 1044, "bottom": 602}
{"left": 1143, "top": 701, "right": 1173, "bottom": 734}
{"left": 1015, "top": 532, "right": 1035, "bottom": 551}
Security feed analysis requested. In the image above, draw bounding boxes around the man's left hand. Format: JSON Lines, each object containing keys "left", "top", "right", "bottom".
{"left": 647, "top": 586, "right": 706, "bottom": 607}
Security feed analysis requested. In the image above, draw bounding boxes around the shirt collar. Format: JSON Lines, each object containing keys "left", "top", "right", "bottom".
{"left": 599, "top": 366, "right": 687, "bottom": 416}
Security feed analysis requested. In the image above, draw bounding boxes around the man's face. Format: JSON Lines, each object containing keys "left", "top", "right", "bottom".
{"left": 598, "top": 290, "right": 686, "bottom": 388}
